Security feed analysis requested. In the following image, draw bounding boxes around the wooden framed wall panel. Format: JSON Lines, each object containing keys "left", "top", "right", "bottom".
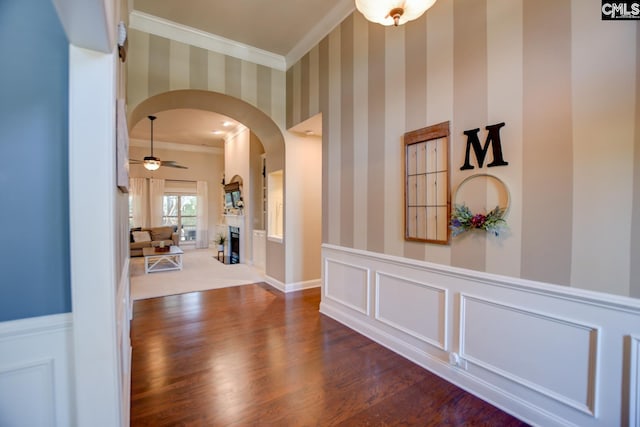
{"left": 404, "top": 121, "right": 451, "bottom": 244}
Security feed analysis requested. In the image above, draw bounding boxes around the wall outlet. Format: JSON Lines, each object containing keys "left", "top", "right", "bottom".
{"left": 449, "top": 352, "right": 460, "bottom": 366}
{"left": 448, "top": 352, "right": 468, "bottom": 370}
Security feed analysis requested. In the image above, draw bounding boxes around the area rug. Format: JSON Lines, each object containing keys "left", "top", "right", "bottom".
{"left": 130, "top": 247, "right": 265, "bottom": 300}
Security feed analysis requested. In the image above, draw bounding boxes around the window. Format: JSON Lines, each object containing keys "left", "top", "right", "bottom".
{"left": 163, "top": 194, "right": 197, "bottom": 242}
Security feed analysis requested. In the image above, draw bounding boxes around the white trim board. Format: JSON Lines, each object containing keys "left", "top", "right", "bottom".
{"left": 265, "top": 275, "right": 320, "bottom": 293}
{"left": 129, "top": 11, "right": 286, "bottom": 71}
{"left": 322, "top": 244, "right": 640, "bottom": 313}
{"left": 0, "top": 312, "right": 72, "bottom": 340}
{"left": 69, "top": 45, "right": 123, "bottom": 426}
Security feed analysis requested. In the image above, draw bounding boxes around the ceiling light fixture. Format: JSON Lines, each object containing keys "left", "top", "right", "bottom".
{"left": 143, "top": 115, "right": 161, "bottom": 171}
{"left": 355, "top": 0, "right": 437, "bottom": 26}
{"left": 222, "top": 121, "right": 232, "bottom": 127}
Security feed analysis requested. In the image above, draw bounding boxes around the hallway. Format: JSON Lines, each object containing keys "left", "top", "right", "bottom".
{"left": 130, "top": 284, "right": 527, "bottom": 426}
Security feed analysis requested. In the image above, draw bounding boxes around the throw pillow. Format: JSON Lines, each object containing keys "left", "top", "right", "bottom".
{"left": 132, "top": 231, "right": 151, "bottom": 243}
{"left": 151, "top": 226, "right": 172, "bottom": 241}
{"left": 130, "top": 227, "right": 142, "bottom": 243}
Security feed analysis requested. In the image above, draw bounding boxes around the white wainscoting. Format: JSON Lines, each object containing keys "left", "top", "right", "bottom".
{"left": 0, "top": 313, "right": 74, "bottom": 427}
{"left": 324, "top": 259, "right": 370, "bottom": 315}
{"left": 320, "top": 244, "right": 640, "bottom": 427}
{"left": 630, "top": 335, "right": 640, "bottom": 427}
{"left": 459, "top": 294, "right": 599, "bottom": 416}
{"left": 376, "top": 272, "right": 448, "bottom": 351}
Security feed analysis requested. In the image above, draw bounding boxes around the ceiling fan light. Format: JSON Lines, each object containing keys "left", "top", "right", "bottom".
{"left": 143, "top": 156, "right": 161, "bottom": 171}
{"left": 355, "top": 0, "right": 437, "bottom": 26}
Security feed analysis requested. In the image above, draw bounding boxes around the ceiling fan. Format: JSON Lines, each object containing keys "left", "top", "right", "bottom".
{"left": 130, "top": 115, "right": 188, "bottom": 170}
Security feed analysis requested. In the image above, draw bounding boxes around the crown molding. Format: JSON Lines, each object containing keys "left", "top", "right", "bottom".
{"left": 285, "top": 0, "right": 355, "bottom": 68}
{"left": 130, "top": 138, "right": 223, "bottom": 155}
{"left": 129, "top": 10, "right": 287, "bottom": 71}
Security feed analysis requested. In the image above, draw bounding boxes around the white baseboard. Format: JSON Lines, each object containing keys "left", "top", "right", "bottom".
{"left": 321, "top": 244, "right": 640, "bottom": 427}
{"left": 0, "top": 313, "right": 74, "bottom": 427}
{"left": 264, "top": 275, "right": 285, "bottom": 292}
{"left": 286, "top": 278, "right": 321, "bottom": 292}
{"left": 264, "top": 276, "right": 321, "bottom": 293}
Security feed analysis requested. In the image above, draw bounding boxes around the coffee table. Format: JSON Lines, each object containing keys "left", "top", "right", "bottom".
{"left": 142, "top": 246, "right": 184, "bottom": 274}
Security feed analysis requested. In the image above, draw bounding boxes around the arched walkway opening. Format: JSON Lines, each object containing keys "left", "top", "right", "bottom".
{"left": 128, "top": 89, "right": 286, "bottom": 282}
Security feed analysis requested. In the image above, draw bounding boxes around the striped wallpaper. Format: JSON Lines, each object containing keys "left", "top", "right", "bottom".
{"left": 287, "top": 0, "right": 640, "bottom": 297}
{"left": 127, "top": 29, "right": 287, "bottom": 129}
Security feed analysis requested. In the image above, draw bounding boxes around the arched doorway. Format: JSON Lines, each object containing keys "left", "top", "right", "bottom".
{"left": 129, "top": 89, "right": 286, "bottom": 283}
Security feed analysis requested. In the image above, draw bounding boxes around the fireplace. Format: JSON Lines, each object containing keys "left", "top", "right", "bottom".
{"left": 229, "top": 226, "right": 240, "bottom": 264}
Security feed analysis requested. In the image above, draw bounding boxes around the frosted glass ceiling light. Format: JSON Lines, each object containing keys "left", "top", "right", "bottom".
{"left": 143, "top": 157, "right": 161, "bottom": 171}
{"left": 355, "top": 0, "right": 437, "bottom": 26}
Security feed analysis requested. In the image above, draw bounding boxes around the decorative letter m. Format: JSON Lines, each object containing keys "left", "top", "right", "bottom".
{"left": 460, "top": 122, "right": 508, "bottom": 170}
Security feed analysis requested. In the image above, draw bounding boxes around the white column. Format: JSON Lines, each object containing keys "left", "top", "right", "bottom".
{"left": 69, "top": 45, "right": 123, "bottom": 426}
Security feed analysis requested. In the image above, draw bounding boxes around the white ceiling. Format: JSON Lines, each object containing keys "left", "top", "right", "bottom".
{"left": 129, "top": 109, "right": 241, "bottom": 149}
{"left": 128, "top": 0, "right": 345, "bottom": 147}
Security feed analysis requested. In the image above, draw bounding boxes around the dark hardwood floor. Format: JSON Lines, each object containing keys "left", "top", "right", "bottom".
{"left": 130, "top": 284, "right": 528, "bottom": 426}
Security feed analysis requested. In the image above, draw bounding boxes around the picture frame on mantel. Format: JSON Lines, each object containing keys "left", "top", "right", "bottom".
{"left": 116, "top": 99, "right": 129, "bottom": 193}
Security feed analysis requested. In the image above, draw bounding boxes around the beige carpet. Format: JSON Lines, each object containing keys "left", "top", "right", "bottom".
{"left": 130, "top": 247, "right": 266, "bottom": 300}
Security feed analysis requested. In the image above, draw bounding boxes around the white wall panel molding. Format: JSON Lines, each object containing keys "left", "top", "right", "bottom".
{"left": 321, "top": 244, "right": 640, "bottom": 427}
{"left": 323, "top": 243, "right": 640, "bottom": 313}
{"left": 324, "top": 258, "right": 370, "bottom": 315}
{"left": 459, "top": 294, "right": 599, "bottom": 416}
{"left": 130, "top": 11, "right": 286, "bottom": 71}
{"left": 0, "top": 359, "right": 56, "bottom": 427}
{"left": 630, "top": 335, "right": 640, "bottom": 426}
{"left": 0, "top": 313, "right": 74, "bottom": 427}
{"left": 0, "top": 312, "right": 72, "bottom": 340}
{"left": 375, "top": 272, "right": 448, "bottom": 351}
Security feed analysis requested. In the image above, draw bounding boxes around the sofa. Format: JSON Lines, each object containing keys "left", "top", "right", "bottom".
{"left": 130, "top": 226, "right": 180, "bottom": 257}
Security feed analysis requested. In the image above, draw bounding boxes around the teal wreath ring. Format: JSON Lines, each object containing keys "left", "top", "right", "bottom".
{"left": 450, "top": 174, "right": 510, "bottom": 237}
